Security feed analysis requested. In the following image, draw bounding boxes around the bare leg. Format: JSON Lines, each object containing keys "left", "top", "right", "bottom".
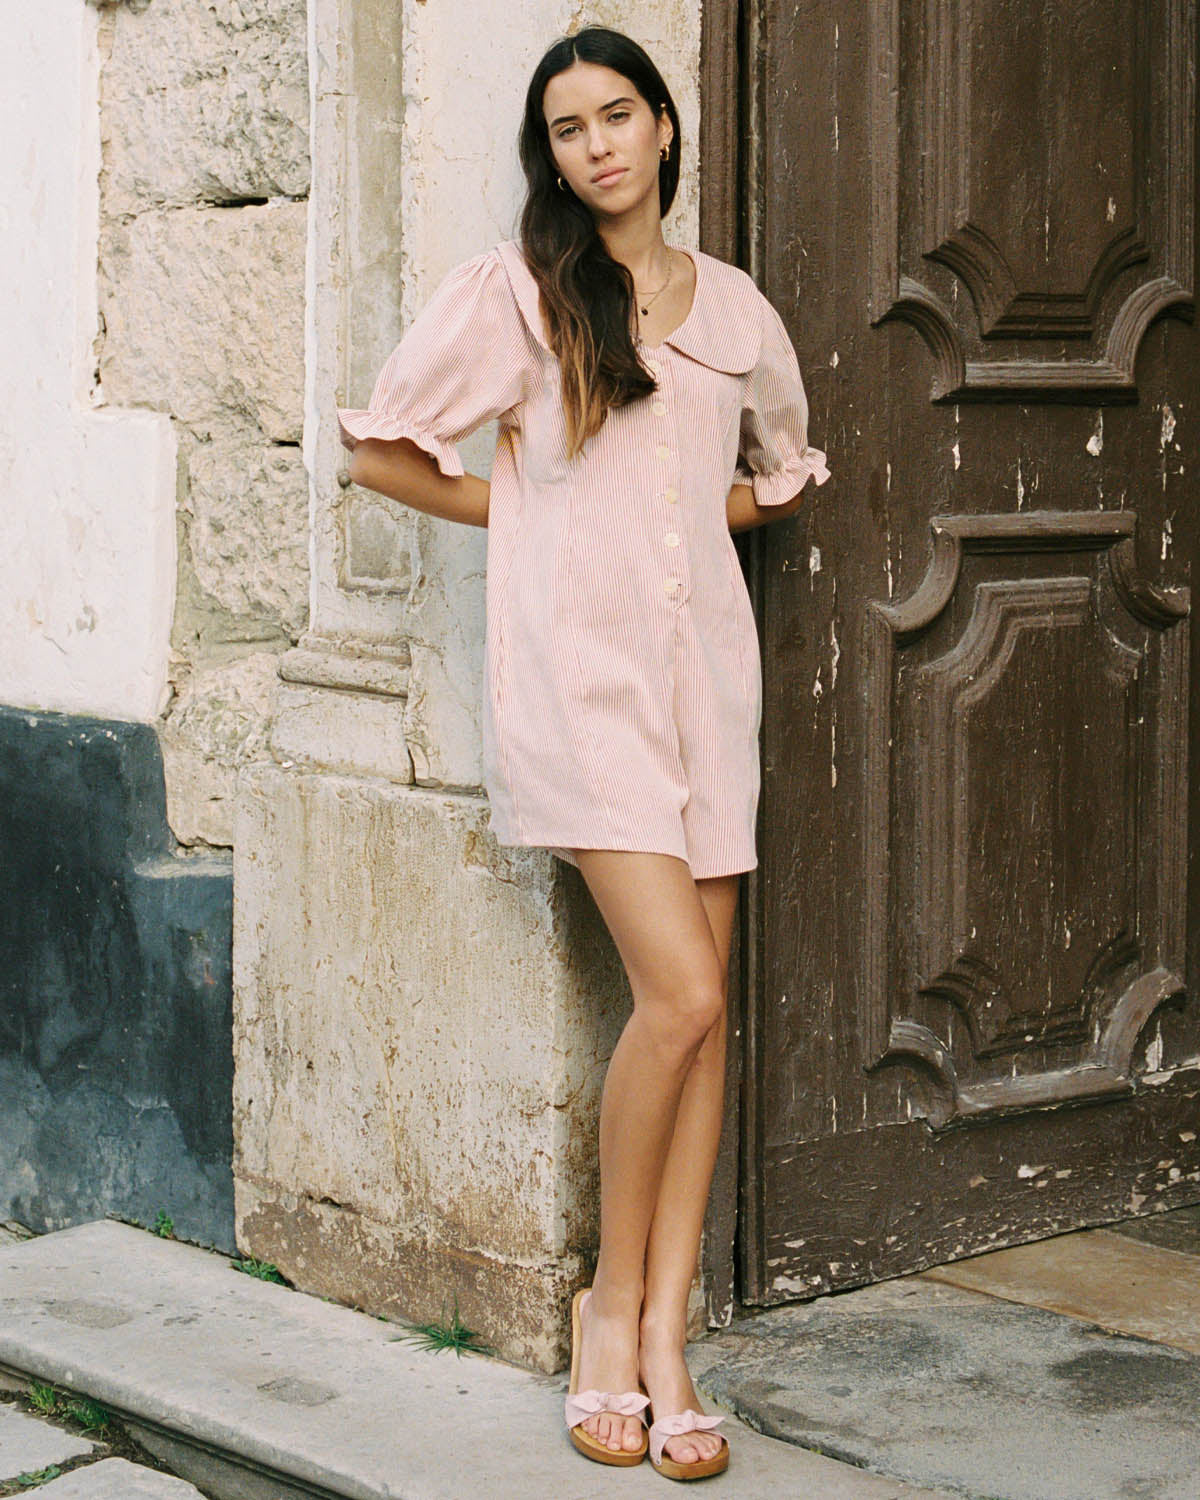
{"left": 567, "top": 850, "right": 728, "bottom": 1456}
{"left": 638, "top": 873, "right": 738, "bottom": 1463}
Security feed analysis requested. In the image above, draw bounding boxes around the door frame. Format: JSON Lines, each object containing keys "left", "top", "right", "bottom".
{"left": 697, "top": 0, "right": 765, "bottom": 1328}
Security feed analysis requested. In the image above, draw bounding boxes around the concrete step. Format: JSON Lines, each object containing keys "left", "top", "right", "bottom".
{"left": 0, "top": 1218, "right": 952, "bottom": 1500}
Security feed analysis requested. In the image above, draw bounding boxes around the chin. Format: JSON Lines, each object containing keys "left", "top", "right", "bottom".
{"left": 591, "top": 179, "right": 652, "bottom": 212}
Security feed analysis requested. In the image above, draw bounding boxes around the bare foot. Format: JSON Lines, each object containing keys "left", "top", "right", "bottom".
{"left": 638, "top": 1330, "right": 725, "bottom": 1465}
{"left": 574, "top": 1288, "right": 645, "bottom": 1454}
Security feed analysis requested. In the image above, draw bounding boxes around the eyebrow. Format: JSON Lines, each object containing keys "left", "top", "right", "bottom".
{"left": 548, "top": 96, "right": 636, "bottom": 129}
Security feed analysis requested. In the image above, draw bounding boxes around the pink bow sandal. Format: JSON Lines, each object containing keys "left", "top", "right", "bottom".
{"left": 564, "top": 1287, "right": 650, "bottom": 1465}
{"left": 648, "top": 1404, "right": 729, "bottom": 1480}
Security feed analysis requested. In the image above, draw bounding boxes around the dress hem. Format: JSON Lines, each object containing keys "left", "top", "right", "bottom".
{"left": 493, "top": 831, "right": 757, "bottom": 879}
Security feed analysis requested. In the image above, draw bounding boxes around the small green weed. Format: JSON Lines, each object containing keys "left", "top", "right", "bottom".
{"left": 26, "top": 1380, "right": 58, "bottom": 1415}
{"left": 61, "top": 1396, "right": 113, "bottom": 1433}
{"left": 22, "top": 1381, "right": 113, "bottom": 1435}
{"left": 231, "top": 1255, "right": 289, "bottom": 1284}
{"left": 152, "top": 1210, "right": 174, "bottom": 1237}
{"left": 15, "top": 1464, "right": 63, "bottom": 1487}
{"left": 388, "top": 1294, "right": 493, "bottom": 1358}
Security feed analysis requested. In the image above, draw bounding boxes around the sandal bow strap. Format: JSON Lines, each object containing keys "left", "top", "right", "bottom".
{"left": 564, "top": 1387, "right": 651, "bottom": 1429}
{"left": 648, "top": 1409, "right": 726, "bottom": 1466}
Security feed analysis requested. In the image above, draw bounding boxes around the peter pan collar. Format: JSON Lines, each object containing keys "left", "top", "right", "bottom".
{"left": 493, "top": 239, "right": 760, "bottom": 375}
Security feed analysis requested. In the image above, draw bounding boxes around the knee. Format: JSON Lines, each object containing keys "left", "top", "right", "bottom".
{"left": 640, "top": 978, "right": 727, "bottom": 1059}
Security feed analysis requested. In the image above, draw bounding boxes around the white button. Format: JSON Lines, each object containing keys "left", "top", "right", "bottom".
{"left": 652, "top": 399, "right": 667, "bottom": 416}
{"left": 655, "top": 443, "right": 671, "bottom": 460}
{"left": 663, "top": 487, "right": 679, "bottom": 504}
{"left": 663, "top": 578, "right": 680, "bottom": 596}
{"left": 664, "top": 532, "right": 680, "bottom": 547}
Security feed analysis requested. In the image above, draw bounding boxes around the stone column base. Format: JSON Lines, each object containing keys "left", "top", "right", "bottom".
{"left": 231, "top": 762, "right": 630, "bottom": 1371}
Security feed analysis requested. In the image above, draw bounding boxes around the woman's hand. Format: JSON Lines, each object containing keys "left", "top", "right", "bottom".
{"left": 726, "top": 480, "right": 805, "bottom": 533}
{"left": 347, "top": 437, "right": 491, "bottom": 528}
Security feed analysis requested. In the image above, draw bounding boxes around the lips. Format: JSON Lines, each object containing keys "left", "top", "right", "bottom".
{"left": 591, "top": 167, "right": 627, "bottom": 186}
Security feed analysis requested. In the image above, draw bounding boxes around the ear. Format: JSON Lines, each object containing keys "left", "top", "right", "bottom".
{"left": 656, "top": 108, "right": 674, "bottom": 153}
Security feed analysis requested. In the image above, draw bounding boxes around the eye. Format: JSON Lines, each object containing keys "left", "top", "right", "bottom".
{"left": 608, "top": 110, "right": 630, "bottom": 123}
{"left": 557, "top": 124, "right": 579, "bottom": 139}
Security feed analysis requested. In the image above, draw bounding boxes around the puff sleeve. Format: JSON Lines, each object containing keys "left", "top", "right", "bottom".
{"left": 336, "top": 248, "right": 532, "bottom": 477}
{"left": 733, "top": 295, "right": 831, "bottom": 506}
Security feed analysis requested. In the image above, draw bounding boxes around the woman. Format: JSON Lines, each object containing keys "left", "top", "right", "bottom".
{"left": 338, "top": 24, "right": 830, "bottom": 1482}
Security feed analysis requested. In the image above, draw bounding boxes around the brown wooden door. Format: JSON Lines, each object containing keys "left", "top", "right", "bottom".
{"left": 721, "top": 0, "right": 1200, "bottom": 1304}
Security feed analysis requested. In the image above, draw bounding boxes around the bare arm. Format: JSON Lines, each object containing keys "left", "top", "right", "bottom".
{"left": 726, "top": 480, "right": 806, "bottom": 533}
{"left": 347, "top": 437, "right": 490, "bottom": 528}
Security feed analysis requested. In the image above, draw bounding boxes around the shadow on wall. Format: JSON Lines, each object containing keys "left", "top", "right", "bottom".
{"left": 0, "top": 704, "right": 235, "bottom": 1253}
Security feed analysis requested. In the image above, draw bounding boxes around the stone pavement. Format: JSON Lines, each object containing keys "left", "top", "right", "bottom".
{"left": 0, "top": 1391, "right": 203, "bottom": 1497}
{"left": 1, "top": 1209, "right": 1197, "bottom": 1499}
{"left": 0, "top": 1219, "right": 952, "bottom": 1500}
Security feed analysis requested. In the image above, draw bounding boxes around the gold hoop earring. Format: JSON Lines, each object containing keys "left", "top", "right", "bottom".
{"left": 660, "top": 144, "right": 670, "bottom": 162}
{"left": 557, "top": 175, "right": 566, "bottom": 191}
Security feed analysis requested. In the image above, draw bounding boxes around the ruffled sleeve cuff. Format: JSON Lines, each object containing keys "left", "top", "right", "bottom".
{"left": 336, "top": 409, "right": 466, "bottom": 478}
{"left": 748, "top": 443, "right": 831, "bottom": 507}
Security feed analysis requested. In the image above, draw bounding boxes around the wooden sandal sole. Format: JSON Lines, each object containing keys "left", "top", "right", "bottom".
{"left": 652, "top": 1436, "right": 730, "bottom": 1480}
{"left": 566, "top": 1288, "right": 649, "bottom": 1465}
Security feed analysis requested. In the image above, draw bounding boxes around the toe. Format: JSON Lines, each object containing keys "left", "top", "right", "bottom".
{"left": 667, "top": 1436, "right": 700, "bottom": 1464}
{"left": 623, "top": 1418, "right": 643, "bottom": 1451}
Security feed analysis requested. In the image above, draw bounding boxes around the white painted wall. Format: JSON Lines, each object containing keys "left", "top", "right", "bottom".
{"left": 0, "top": 1, "right": 175, "bottom": 723}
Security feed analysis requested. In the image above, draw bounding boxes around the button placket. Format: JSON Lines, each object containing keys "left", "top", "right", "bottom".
{"left": 654, "top": 397, "right": 687, "bottom": 603}
{"left": 649, "top": 352, "right": 687, "bottom": 603}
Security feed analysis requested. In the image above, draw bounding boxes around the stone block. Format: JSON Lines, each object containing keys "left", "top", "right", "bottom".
{"left": 0, "top": 1401, "right": 95, "bottom": 1482}
{"left": 98, "top": 202, "right": 305, "bottom": 444}
{"left": 232, "top": 763, "right": 628, "bottom": 1369}
{"left": 160, "top": 654, "right": 284, "bottom": 848}
{"left": 100, "top": 0, "right": 309, "bottom": 217}
{"left": 269, "top": 678, "right": 414, "bottom": 785}
{"left": 177, "top": 423, "right": 309, "bottom": 639}
{"left": 36, "top": 1457, "right": 204, "bottom": 1498}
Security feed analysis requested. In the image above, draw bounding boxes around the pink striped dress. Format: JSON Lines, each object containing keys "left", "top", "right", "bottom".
{"left": 337, "top": 239, "right": 830, "bottom": 877}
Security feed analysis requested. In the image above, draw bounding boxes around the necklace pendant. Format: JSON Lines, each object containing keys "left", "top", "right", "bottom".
{"left": 640, "top": 305, "right": 648, "bottom": 315}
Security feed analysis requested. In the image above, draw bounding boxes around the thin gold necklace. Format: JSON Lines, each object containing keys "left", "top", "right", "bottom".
{"left": 634, "top": 251, "right": 673, "bottom": 316}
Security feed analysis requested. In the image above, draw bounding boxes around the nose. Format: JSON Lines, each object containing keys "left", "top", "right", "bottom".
{"left": 586, "top": 123, "right": 612, "bottom": 158}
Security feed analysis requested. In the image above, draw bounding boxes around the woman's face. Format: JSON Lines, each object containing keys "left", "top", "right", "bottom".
{"left": 542, "top": 60, "right": 672, "bottom": 218}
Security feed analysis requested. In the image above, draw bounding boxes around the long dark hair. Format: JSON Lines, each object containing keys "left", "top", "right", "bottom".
{"left": 518, "top": 26, "right": 682, "bottom": 458}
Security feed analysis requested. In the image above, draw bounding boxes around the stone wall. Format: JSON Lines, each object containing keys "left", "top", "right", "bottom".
{"left": 94, "top": 0, "right": 311, "bottom": 847}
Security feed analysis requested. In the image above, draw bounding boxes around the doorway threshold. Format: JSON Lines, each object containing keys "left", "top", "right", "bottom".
{"left": 689, "top": 1204, "right": 1200, "bottom": 1500}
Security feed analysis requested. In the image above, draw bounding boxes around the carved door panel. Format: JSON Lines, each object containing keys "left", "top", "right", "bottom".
{"left": 736, "top": 0, "right": 1200, "bottom": 1302}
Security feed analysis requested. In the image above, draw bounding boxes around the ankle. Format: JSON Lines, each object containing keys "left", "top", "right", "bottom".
{"left": 587, "top": 1277, "right": 645, "bottom": 1323}
{"left": 591, "top": 1260, "right": 648, "bottom": 1320}
{"left": 638, "top": 1313, "right": 688, "bottom": 1352}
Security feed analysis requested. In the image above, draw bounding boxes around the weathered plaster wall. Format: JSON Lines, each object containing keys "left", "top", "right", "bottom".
{"left": 0, "top": 2, "right": 175, "bottom": 723}
{"left": 0, "top": 706, "right": 235, "bottom": 1253}
{"left": 95, "top": 0, "right": 311, "bottom": 847}
{"left": 234, "top": 764, "right": 633, "bottom": 1369}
